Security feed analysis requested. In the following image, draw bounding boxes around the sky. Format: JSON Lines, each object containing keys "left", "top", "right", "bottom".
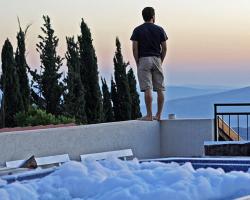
{"left": 0, "top": 0, "right": 250, "bottom": 87}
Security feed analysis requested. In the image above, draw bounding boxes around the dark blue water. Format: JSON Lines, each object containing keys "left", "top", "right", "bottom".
{"left": 142, "top": 157, "right": 250, "bottom": 172}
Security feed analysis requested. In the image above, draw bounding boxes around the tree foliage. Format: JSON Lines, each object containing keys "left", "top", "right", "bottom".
{"left": 78, "top": 19, "right": 102, "bottom": 124}
{"left": 110, "top": 76, "right": 120, "bottom": 121}
{"left": 101, "top": 77, "right": 114, "bottom": 122}
{"left": 64, "top": 36, "right": 86, "bottom": 124}
{"left": 15, "top": 106, "right": 75, "bottom": 127}
{"left": 0, "top": 39, "right": 24, "bottom": 127}
{"left": 30, "top": 15, "right": 64, "bottom": 115}
{"left": 15, "top": 20, "right": 31, "bottom": 112}
{"left": 0, "top": 16, "right": 144, "bottom": 127}
{"left": 127, "top": 68, "right": 142, "bottom": 119}
{"left": 113, "top": 38, "right": 131, "bottom": 121}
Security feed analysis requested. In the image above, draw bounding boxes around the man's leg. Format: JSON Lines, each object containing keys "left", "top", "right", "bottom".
{"left": 152, "top": 57, "right": 165, "bottom": 121}
{"left": 143, "top": 89, "right": 153, "bottom": 121}
{"left": 155, "top": 89, "right": 164, "bottom": 121}
{"left": 137, "top": 57, "right": 153, "bottom": 121}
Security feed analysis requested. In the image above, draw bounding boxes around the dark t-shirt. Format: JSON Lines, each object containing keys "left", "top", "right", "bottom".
{"left": 130, "top": 23, "right": 168, "bottom": 58}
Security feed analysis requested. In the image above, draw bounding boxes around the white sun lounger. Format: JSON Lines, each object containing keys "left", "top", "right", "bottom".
{"left": 6, "top": 154, "right": 70, "bottom": 169}
{"left": 1, "top": 167, "right": 56, "bottom": 183}
{"left": 80, "top": 149, "right": 133, "bottom": 161}
{"left": 0, "top": 167, "right": 30, "bottom": 177}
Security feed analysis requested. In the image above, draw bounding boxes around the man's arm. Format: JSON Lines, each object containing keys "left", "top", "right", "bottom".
{"left": 132, "top": 41, "right": 139, "bottom": 66}
{"left": 161, "top": 41, "right": 167, "bottom": 63}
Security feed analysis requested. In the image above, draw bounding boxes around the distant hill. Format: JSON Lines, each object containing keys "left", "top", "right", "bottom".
{"left": 139, "top": 85, "right": 227, "bottom": 105}
{"left": 140, "top": 86, "right": 250, "bottom": 118}
{"left": 233, "top": 127, "right": 250, "bottom": 140}
{"left": 165, "top": 86, "right": 226, "bottom": 100}
{"left": 164, "top": 86, "right": 250, "bottom": 119}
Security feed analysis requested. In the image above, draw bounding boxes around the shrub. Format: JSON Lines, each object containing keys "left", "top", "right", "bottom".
{"left": 14, "top": 107, "right": 75, "bottom": 127}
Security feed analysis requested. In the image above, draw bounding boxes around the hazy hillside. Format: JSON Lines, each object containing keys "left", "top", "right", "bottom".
{"left": 164, "top": 86, "right": 250, "bottom": 119}
{"left": 140, "top": 86, "right": 250, "bottom": 118}
{"left": 233, "top": 127, "right": 250, "bottom": 140}
{"left": 139, "top": 85, "right": 227, "bottom": 105}
{"left": 165, "top": 86, "right": 226, "bottom": 100}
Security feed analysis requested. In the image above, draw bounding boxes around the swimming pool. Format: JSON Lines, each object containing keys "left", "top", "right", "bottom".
{"left": 141, "top": 157, "right": 250, "bottom": 172}
{"left": 1, "top": 158, "right": 250, "bottom": 199}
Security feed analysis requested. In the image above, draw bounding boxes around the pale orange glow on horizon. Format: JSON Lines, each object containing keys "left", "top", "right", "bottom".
{"left": 0, "top": 0, "right": 250, "bottom": 86}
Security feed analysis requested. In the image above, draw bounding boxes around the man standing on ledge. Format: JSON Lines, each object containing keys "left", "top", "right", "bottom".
{"left": 130, "top": 7, "right": 168, "bottom": 121}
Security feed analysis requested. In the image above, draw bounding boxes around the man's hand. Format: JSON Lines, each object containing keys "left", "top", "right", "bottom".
{"left": 161, "top": 41, "right": 167, "bottom": 63}
{"left": 132, "top": 41, "right": 139, "bottom": 67}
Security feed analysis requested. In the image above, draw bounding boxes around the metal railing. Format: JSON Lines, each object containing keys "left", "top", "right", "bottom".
{"left": 214, "top": 103, "right": 250, "bottom": 141}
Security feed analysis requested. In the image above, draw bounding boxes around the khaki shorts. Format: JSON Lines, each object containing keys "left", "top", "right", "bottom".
{"left": 137, "top": 56, "right": 165, "bottom": 92}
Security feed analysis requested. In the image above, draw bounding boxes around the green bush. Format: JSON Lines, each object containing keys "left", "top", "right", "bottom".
{"left": 14, "top": 107, "right": 75, "bottom": 127}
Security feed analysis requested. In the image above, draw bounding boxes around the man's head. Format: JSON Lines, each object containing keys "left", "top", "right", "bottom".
{"left": 142, "top": 7, "right": 155, "bottom": 23}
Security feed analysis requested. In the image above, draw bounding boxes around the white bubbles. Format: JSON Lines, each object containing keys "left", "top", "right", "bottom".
{"left": 1, "top": 158, "right": 250, "bottom": 200}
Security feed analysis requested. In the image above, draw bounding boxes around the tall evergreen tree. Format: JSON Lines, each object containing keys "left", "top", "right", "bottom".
{"left": 113, "top": 38, "right": 131, "bottom": 121}
{"left": 127, "top": 68, "right": 142, "bottom": 119}
{"left": 64, "top": 36, "right": 86, "bottom": 124}
{"left": 101, "top": 77, "right": 114, "bottom": 122}
{"left": 15, "top": 20, "right": 31, "bottom": 112}
{"left": 110, "top": 76, "right": 120, "bottom": 121}
{"left": 78, "top": 19, "right": 102, "bottom": 124}
{"left": 30, "top": 15, "right": 64, "bottom": 115}
{"left": 0, "top": 39, "right": 24, "bottom": 127}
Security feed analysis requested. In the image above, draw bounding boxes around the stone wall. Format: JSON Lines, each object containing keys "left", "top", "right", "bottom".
{"left": 205, "top": 142, "right": 250, "bottom": 156}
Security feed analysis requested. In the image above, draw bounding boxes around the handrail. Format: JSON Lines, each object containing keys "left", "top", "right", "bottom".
{"left": 214, "top": 103, "right": 250, "bottom": 141}
{"left": 214, "top": 103, "right": 250, "bottom": 106}
{"left": 216, "top": 112, "right": 250, "bottom": 115}
{"left": 217, "top": 117, "right": 242, "bottom": 141}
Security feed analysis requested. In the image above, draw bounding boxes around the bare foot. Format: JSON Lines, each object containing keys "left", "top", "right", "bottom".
{"left": 137, "top": 115, "right": 153, "bottom": 121}
{"left": 153, "top": 114, "right": 161, "bottom": 121}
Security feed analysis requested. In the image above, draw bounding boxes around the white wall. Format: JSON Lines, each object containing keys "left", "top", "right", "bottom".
{"left": 160, "top": 119, "right": 214, "bottom": 157}
{"left": 0, "top": 119, "right": 214, "bottom": 166}
{"left": 0, "top": 120, "right": 160, "bottom": 166}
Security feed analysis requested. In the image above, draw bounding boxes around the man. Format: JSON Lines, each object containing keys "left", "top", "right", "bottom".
{"left": 130, "top": 7, "right": 168, "bottom": 121}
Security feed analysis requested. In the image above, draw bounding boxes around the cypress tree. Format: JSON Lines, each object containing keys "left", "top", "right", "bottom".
{"left": 30, "top": 15, "right": 64, "bottom": 115}
{"left": 15, "top": 21, "right": 31, "bottom": 112}
{"left": 110, "top": 76, "right": 120, "bottom": 121}
{"left": 0, "top": 39, "right": 24, "bottom": 127}
{"left": 101, "top": 77, "right": 114, "bottom": 122}
{"left": 78, "top": 19, "right": 102, "bottom": 124}
{"left": 64, "top": 36, "right": 86, "bottom": 124}
{"left": 113, "top": 38, "right": 131, "bottom": 121}
{"left": 127, "top": 68, "right": 142, "bottom": 119}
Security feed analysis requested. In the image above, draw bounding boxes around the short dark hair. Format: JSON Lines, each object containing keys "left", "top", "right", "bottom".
{"left": 142, "top": 7, "right": 155, "bottom": 22}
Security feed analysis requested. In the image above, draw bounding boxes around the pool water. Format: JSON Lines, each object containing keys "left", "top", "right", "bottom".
{"left": 141, "top": 157, "right": 250, "bottom": 172}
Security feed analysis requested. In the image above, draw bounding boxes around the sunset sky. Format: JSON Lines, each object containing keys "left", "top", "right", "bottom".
{"left": 0, "top": 0, "right": 250, "bottom": 87}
